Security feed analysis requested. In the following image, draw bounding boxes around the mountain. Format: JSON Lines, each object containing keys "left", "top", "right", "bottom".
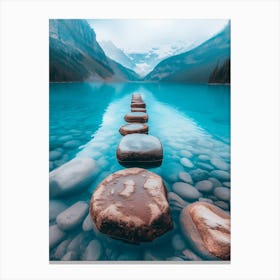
{"left": 208, "top": 59, "right": 230, "bottom": 84}
{"left": 49, "top": 20, "right": 139, "bottom": 82}
{"left": 99, "top": 40, "right": 136, "bottom": 71}
{"left": 144, "top": 23, "right": 230, "bottom": 83}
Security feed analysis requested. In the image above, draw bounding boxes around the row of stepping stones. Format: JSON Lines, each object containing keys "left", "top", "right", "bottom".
{"left": 91, "top": 95, "right": 172, "bottom": 243}
{"left": 117, "top": 94, "right": 163, "bottom": 168}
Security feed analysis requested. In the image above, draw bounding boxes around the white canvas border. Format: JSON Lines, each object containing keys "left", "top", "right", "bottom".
{"left": 0, "top": 0, "right": 279, "bottom": 279}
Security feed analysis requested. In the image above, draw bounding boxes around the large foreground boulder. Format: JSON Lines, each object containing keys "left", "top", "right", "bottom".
{"left": 119, "top": 123, "right": 148, "bottom": 136}
{"left": 49, "top": 158, "right": 98, "bottom": 198}
{"left": 124, "top": 112, "right": 148, "bottom": 123}
{"left": 90, "top": 168, "right": 173, "bottom": 243}
{"left": 116, "top": 134, "right": 163, "bottom": 168}
{"left": 180, "top": 202, "right": 230, "bottom": 260}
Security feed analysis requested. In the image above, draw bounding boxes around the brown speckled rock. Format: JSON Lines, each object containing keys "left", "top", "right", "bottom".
{"left": 131, "top": 107, "right": 147, "bottom": 113}
{"left": 90, "top": 168, "right": 173, "bottom": 243}
{"left": 125, "top": 112, "right": 148, "bottom": 123}
{"left": 116, "top": 134, "right": 163, "bottom": 168}
{"left": 180, "top": 202, "right": 230, "bottom": 260}
{"left": 119, "top": 123, "right": 148, "bottom": 136}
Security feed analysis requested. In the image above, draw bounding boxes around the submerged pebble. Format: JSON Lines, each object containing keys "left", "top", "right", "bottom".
{"left": 195, "top": 180, "right": 213, "bottom": 193}
{"left": 180, "top": 157, "right": 194, "bottom": 169}
{"left": 172, "top": 182, "right": 201, "bottom": 201}
{"left": 213, "top": 187, "right": 230, "bottom": 202}
{"left": 210, "top": 170, "right": 230, "bottom": 181}
{"left": 83, "top": 240, "right": 103, "bottom": 261}
{"left": 178, "top": 172, "right": 193, "bottom": 184}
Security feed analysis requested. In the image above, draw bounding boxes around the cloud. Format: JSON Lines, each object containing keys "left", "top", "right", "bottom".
{"left": 88, "top": 19, "right": 229, "bottom": 53}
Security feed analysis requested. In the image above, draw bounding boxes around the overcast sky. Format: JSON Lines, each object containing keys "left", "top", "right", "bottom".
{"left": 87, "top": 19, "right": 229, "bottom": 53}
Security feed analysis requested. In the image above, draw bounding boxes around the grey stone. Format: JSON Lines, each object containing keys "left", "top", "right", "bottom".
{"left": 210, "top": 158, "right": 230, "bottom": 171}
{"left": 82, "top": 213, "right": 93, "bottom": 232}
{"left": 56, "top": 201, "right": 89, "bottom": 231}
{"left": 54, "top": 239, "right": 71, "bottom": 260}
{"left": 195, "top": 180, "right": 214, "bottom": 193}
{"left": 49, "top": 150, "right": 62, "bottom": 161}
{"left": 49, "top": 200, "right": 68, "bottom": 222}
{"left": 63, "top": 140, "right": 81, "bottom": 149}
{"left": 67, "top": 232, "right": 92, "bottom": 253}
{"left": 180, "top": 150, "right": 193, "bottom": 158}
{"left": 163, "top": 163, "right": 184, "bottom": 182}
{"left": 196, "top": 162, "right": 214, "bottom": 171}
{"left": 49, "top": 224, "right": 65, "bottom": 249}
{"left": 198, "top": 197, "right": 213, "bottom": 204}
{"left": 172, "top": 182, "right": 201, "bottom": 201}
{"left": 168, "top": 192, "right": 189, "bottom": 210}
{"left": 178, "top": 172, "right": 193, "bottom": 184}
{"left": 223, "top": 182, "right": 231, "bottom": 188}
{"left": 210, "top": 170, "right": 230, "bottom": 181}
{"left": 61, "top": 251, "right": 78, "bottom": 261}
{"left": 83, "top": 240, "right": 103, "bottom": 261}
{"left": 58, "top": 135, "right": 73, "bottom": 143}
{"left": 214, "top": 200, "right": 230, "bottom": 211}
{"left": 189, "top": 169, "right": 209, "bottom": 182}
{"left": 198, "top": 154, "right": 210, "bottom": 161}
{"left": 182, "top": 249, "right": 202, "bottom": 261}
{"left": 171, "top": 234, "right": 186, "bottom": 251}
{"left": 208, "top": 177, "right": 223, "bottom": 189}
{"left": 180, "top": 157, "right": 193, "bottom": 169}
{"left": 50, "top": 157, "right": 98, "bottom": 198}
{"left": 166, "top": 256, "right": 184, "bottom": 261}
{"left": 213, "top": 187, "right": 230, "bottom": 202}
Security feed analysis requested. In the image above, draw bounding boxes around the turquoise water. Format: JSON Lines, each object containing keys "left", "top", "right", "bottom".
{"left": 49, "top": 82, "right": 230, "bottom": 261}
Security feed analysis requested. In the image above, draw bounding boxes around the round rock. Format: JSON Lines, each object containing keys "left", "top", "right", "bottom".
{"left": 49, "top": 224, "right": 66, "bottom": 249}
{"left": 124, "top": 112, "right": 148, "bottom": 123}
{"left": 180, "top": 202, "right": 230, "bottom": 260}
{"left": 117, "top": 134, "right": 163, "bottom": 168}
{"left": 210, "top": 170, "right": 230, "bottom": 181}
{"left": 49, "top": 150, "right": 62, "bottom": 161}
{"left": 178, "top": 172, "right": 193, "bottom": 184}
{"left": 83, "top": 240, "right": 103, "bottom": 261}
{"left": 213, "top": 187, "right": 230, "bottom": 202}
{"left": 56, "top": 201, "right": 89, "bottom": 231}
{"left": 119, "top": 123, "right": 148, "bottom": 136}
{"left": 180, "top": 157, "right": 193, "bottom": 169}
{"left": 49, "top": 157, "right": 98, "bottom": 198}
{"left": 172, "top": 182, "right": 201, "bottom": 201}
{"left": 90, "top": 168, "right": 173, "bottom": 243}
{"left": 190, "top": 169, "right": 209, "bottom": 182}
{"left": 210, "top": 158, "right": 230, "bottom": 171}
{"left": 195, "top": 180, "right": 214, "bottom": 193}
{"left": 49, "top": 200, "right": 68, "bottom": 222}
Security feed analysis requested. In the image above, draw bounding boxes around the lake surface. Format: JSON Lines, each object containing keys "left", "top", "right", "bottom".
{"left": 49, "top": 82, "right": 230, "bottom": 261}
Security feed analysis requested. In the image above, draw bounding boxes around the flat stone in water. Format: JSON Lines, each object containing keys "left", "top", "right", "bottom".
{"left": 63, "top": 140, "right": 81, "bottom": 149}
{"left": 49, "top": 200, "right": 68, "bottom": 222}
{"left": 210, "top": 158, "right": 230, "bottom": 171}
{"left": 54, "top": 239, "right": 71, "bottom": 260}
{"left": 196, "top": 162, "right": 214, "bottom": 171}
{"left": 58, "top": 135, "right": 73, "bottom": 143}
{"left": 223, "top": 182, "right": 231, "bottom": 188}
{"left": 182, "top": 249, "right": 202, "bottom": 261}
{"left": 172, "top": 182, "right": 201, "bottom": 201}
{"left": 117, "top": 134, "right": 163, "bottom": 168}
{"left": 83, "top": 240, "right": 103, "bottom": 261}
{"left": 90, "top": 168, "right": 173, "bottom": 243}
{"left": 61, "top": 251, "right": 78, "bottom": 261}
{"left": 210, "top": 170, "right": 230, "bottom": 181}
{"left": 131, "top": 107, "right": 146, "bottom": 113}
{"left": 180, "top": 202, "right": 230, "bottom": 260}
{"left": 82, "top": 213, "right": 93, "bottom": 232}
{"left": 67, "top": 232, "right": 92, "bottom": 253}
{"left": 168, "top": 191, "right": 189, "bottom": 210}
{"left": 49, "top": 224, "right": 66, "bottom": 249}
{"left": 162, "top": 162, "right": 184, "bottom": 182}
{"left": 56, "top": 201, "right": 89, "bottom": 231}
{"left": 180, "top": 157, "right": 193, "bottom": 169}
{"left": 180, "top": 150, "right": 193, "bottom": 158}
{"left": 198, "top": 197, "right": 213, "bottom": 204}
{"left": 171, "top": 234, "right": 186, "bottom": 251}
{"left": 124, "top": 112, "right": 148, "bottom": 123}
{"left": 178, "top": 172, "right": 193, "bottom": 184}
{"left": 195, "top": 180, "right": 213, "bottom": 193}
{"left": 49, "top": 157, "right": 98, "bottom": 198}
{"left": 214, "top": 200, "right": 230, "bottom": 211}
{"left": 213, "top": 187, "right": 230, "bottom": 202}
{"left": 190, "top": 169, "right": 209, "bottom": 182}
{"left": 198, "top": 154, "right": 210, "bottom": 161}
{"left": 208, "top": 177, "right": 223, "bottom": 189}
{"left": 119, "top": 123, "right": 148, "bottom": 136}
{"left": 49, "top": 150, "right": 62, "bottom": 161}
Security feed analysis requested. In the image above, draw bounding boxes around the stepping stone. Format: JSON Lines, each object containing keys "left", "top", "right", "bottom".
{"left": 180, "top": 202, "right": 230, "bottom": 260}
{"left": 131, "top": 102, "right": 146, "bottom": 108}
{"left": 124, "top": 112, "right": 148, "bottom": 123}
{"left": 89, "top": 168, "right": 173, "bottom": 243}
{"left": 119, "top": 123, "right": 148, "bottom": 136}
{"left": 117, "top": 134, "right": 163, "bottom": 168}
{"left": 49, "top": 157, "right": 98, "bottom": 198}
{"left": 131, "top": 107, "right": 147, "bottom": 113}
